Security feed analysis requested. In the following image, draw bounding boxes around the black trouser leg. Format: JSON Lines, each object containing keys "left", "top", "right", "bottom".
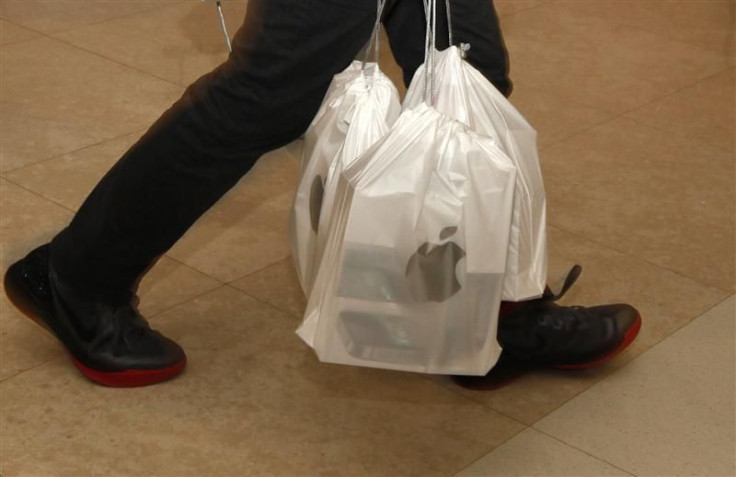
{"left": 49, "top": 0, "right": 513, "bottom": 304}
{"left": 50, "top": 0, "right": 377, "bottom": 303}
{"left": 383, "top": 0, "right": 512, "bottom": 95}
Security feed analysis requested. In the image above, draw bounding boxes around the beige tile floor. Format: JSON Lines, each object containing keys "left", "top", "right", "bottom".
{"left": 0, "top": 1, "right": 734, "bottom": 475}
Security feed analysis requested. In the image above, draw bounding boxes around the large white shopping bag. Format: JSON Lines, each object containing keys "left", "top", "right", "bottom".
{"left": 298, "top": 103, "right": 517, "bottom": 375}
{"left": 404, "top": 46, "right": 548, "bottom": 301}
{"left": 290, "top": 61, "right": 401, "bottom": 293}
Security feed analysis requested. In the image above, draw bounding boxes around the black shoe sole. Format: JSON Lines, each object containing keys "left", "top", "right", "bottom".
{"left": 4, "top": 261, "right": 186, "bottom": 387}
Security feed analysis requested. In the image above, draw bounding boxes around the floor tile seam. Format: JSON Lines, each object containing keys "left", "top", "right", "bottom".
{"left": 546, "top": 222, "right": 735, "bottom": 294}
{"left": 43, "top": 33, "right": 185, "bottom": 89}
{"left": 282, "top": 143, "right": 303, "bottom": 162}
{"left": 419, "top": 374, "right": 535, "bottom": 427}
{"left": 219, "top": 282, "right": 536, "bottom": 434}
{"left": 0, "top": 356, "right": 58, "bottom": 385}
{"left": 622, "top": 113, "right": 736, "bottom": 157}
{"left": 1, "top": 175, "right": 77, "bottom": 215}
{"left": 622, "top": 66, "right": 736, "bottom": 156}
{"left": 545, "top": 0, "right": 736, "bottom": 61}
{"left": 496, "top": 1, "right": 551, "bottom": 20}
{"left": 222, "top": 281, "right": 301, "bottom": 323}
{"left": 0, "top": 20, "right": 45, "bottom": 47}
{"left": 529, "top": 426, "right": 637, "bottom": 476}
{"left": 514, "top": 296, "right": 735, "bottom": 429}
{"left": 613, "top": 65, "right": 736, "bottom": 123}
{"left": 537, "top": 65, "right": 736, "bottom": 155}
{"left": 0, "top": 4, "right": 178, "bottom": 51}
{"left": 528, "top": 293, "right": 734, "bottom": 427}
{"left": 534, "top": 87, "right": 674, "bottom": 154}
{"left": 0, "top": 127, "right": 149, "bottom": 177}
{"left": 617, "top": 64, "right": 736, "bottom": 121}
{"left": 524, "top": 65, "right": 732, "bottom": 144}
{"left": 449, "top": 424, "right": 529, "bottom": 476}
{"left": 159, "top": 253, "right": 227, "bottom": 289}
{"left": 226, "top": 256, "right": 295, "bottom": 288}
{"left": 2, "top": 1, "right": 183, "bottom": 40}
{"left": 144, "top": 281, "right": 228, "bottom": 323}
{"left": 535, "top": 110, "right": 619, "bottom": 153}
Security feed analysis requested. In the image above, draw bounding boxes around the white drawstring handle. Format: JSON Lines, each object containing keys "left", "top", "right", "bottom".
{"left": 362, "top": 0, "right": 388, "bottom": 73}
{"left": 422, "top": 0, "right": 437, "bottom": 105}
{"left": 201, "top": 0, "right": 232, "bottom": 53}
{"left": 216, "top": 1, "right": 232, "bottom": 53}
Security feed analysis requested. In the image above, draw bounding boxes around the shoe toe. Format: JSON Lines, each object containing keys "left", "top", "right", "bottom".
{"left": 612, "top": 304, "right": 641, "bottom": 334}
{"left": 161, "top": 336, "right": 187, "bottom": 366}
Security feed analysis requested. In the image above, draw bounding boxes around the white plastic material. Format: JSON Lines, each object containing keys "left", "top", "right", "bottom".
{"left": 290, "top": 61, "right": 401, "bottom": 293}
{"left": 298, "top": 104, "right": 517, "bottom": 375}
{"left": 404, "top": 46, "right": 548, "bottom": 301}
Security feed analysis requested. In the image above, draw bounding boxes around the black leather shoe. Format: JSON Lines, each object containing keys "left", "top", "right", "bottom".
{"left": 497, "top": 265, "right": 642, "bottom": 369}
{"left": 4, "top": 244, "right": 186, "bottom": 387}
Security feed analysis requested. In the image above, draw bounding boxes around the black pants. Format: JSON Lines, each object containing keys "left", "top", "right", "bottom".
{"left": 50, "top": 0, "right": 511, "bottom": 303}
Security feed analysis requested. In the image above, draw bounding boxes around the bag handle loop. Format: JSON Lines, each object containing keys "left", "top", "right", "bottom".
{"left": 361, "top": 0, "right": 388, "bottom": 74}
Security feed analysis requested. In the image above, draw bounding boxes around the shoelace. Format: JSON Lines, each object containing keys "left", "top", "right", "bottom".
{"left": 542, "top": 264, "right": 582, "bottom": 302}
{"left": 534, "top": 265, "right": 594, "bottom": 338}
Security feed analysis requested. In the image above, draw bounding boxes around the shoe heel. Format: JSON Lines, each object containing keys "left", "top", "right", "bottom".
{"left": 4, "top": 263, "right": 51, "bottom": 332}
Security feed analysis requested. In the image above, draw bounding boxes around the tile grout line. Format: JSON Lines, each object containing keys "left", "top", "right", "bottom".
{"left": 1, "top": 13, "right": 187, "bottom": 89}
{"left": 496, "top": 0, "right": 554, "bottom": 20}
{"left": 222, "top": 281, "right": 303, "bottom": 322}
{"left": 622, "top": 112, "right": 735, "bottom": 156}
{"left": 532, "top": 427, "right": 637, "bottom": 477}
{"left": 45, "top": 34, "right": 186, "bottom": 88}
{"left": 547, "top": 221, "right": 734, "bottom": 295}
{"left": 0, "top": 1, "right": 186, "bottom": 49}
{"left": 513, "top": 294, "right": 735, "bottom": 427}
{"left": 536, "top": 63, "right": 736, "bottom": 155}
{"left": 522, "top": 298, "right": 736, "bottom": 474}
{"left": 143, "top": 281, "right": 227, "bottom": 321}
{"left": 550, "top": 0, "right": 735, "bottom": 60}
{"left": 449, "top": 424, "right": 530, "bottom": 477}
{"left": 414, "top": 373, "right": 536, "bottom": 429}
{"left": 527, "top": 292, "right": 734, "bottom": 422}
{"left": 434, "top": 292, "right": 734, "bottom": 448}
{"left": 219, "top": 280, "right": 539, "bottom": 459}
{"left": 1, "top": 127, "right": 149, "bottom": 176}
{"left": 0, "top": 357, "right": 59, "bottom": 385}
{"left": 609, "top": 66, "right": 736, "bottom": 156}
{"left": 1, "top": 176, "right": 78, "bottom": 215}
{"left": 2, "top": 2, "right": 177, "bottom": 32}
{"left": 226, "top": 256, "right": 295, "bottom": 288}
{"left": 253, "top": 291, "right": 533, "bottom": 477}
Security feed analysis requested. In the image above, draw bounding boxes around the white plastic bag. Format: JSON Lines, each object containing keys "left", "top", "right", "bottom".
{"left": 404, "top": 46, "right": 548, "bottom": 301}
{"left": 298, "top": 103, "right": 517, "bottom": 375}
{"left": 290, "top": 62, "right": 401, "bottom": 292}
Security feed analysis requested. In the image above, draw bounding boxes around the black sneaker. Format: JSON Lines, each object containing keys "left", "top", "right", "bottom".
{"left": 4, "top": 244, "right": 187, "bottom": 387}
{"left": 453, "top": 266, "right": 641, "bottom": 390}
{"left": 497, "top": 265, "right": 641, "bottom": 369}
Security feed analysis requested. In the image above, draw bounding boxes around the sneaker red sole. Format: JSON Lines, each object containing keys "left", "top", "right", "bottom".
{"left": 4, "top": 268, "right": 186, "bottom": 388}
{"left": 553, "top": 314, "right": 642, "bottom": 370}
{"left": 71, "top": 356, "right": 187, "bottom": 388}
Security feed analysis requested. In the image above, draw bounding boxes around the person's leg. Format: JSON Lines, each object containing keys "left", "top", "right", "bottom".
{"left": 382, "top": 0, "right": 512, "bottom": 95}
{"left": 5, "top": 0, "right": 378, "bottom": 386}
{"left": 50, "top": 0, "right": 377, "bottom": 304}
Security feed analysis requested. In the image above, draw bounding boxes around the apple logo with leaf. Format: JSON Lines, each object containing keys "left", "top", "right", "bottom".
{"left": 405, "top": 226, "right": 466, "bottom": 302}
{"left": 309, "top": 174, "right": 324, "bottom": 233}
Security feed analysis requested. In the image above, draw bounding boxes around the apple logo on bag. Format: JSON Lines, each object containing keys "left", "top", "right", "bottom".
{"left": 309, "top": 175, "right": 324, "bottom": 233}
{"left": 405, "top": 226, "right": 466, "bottom": 303}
